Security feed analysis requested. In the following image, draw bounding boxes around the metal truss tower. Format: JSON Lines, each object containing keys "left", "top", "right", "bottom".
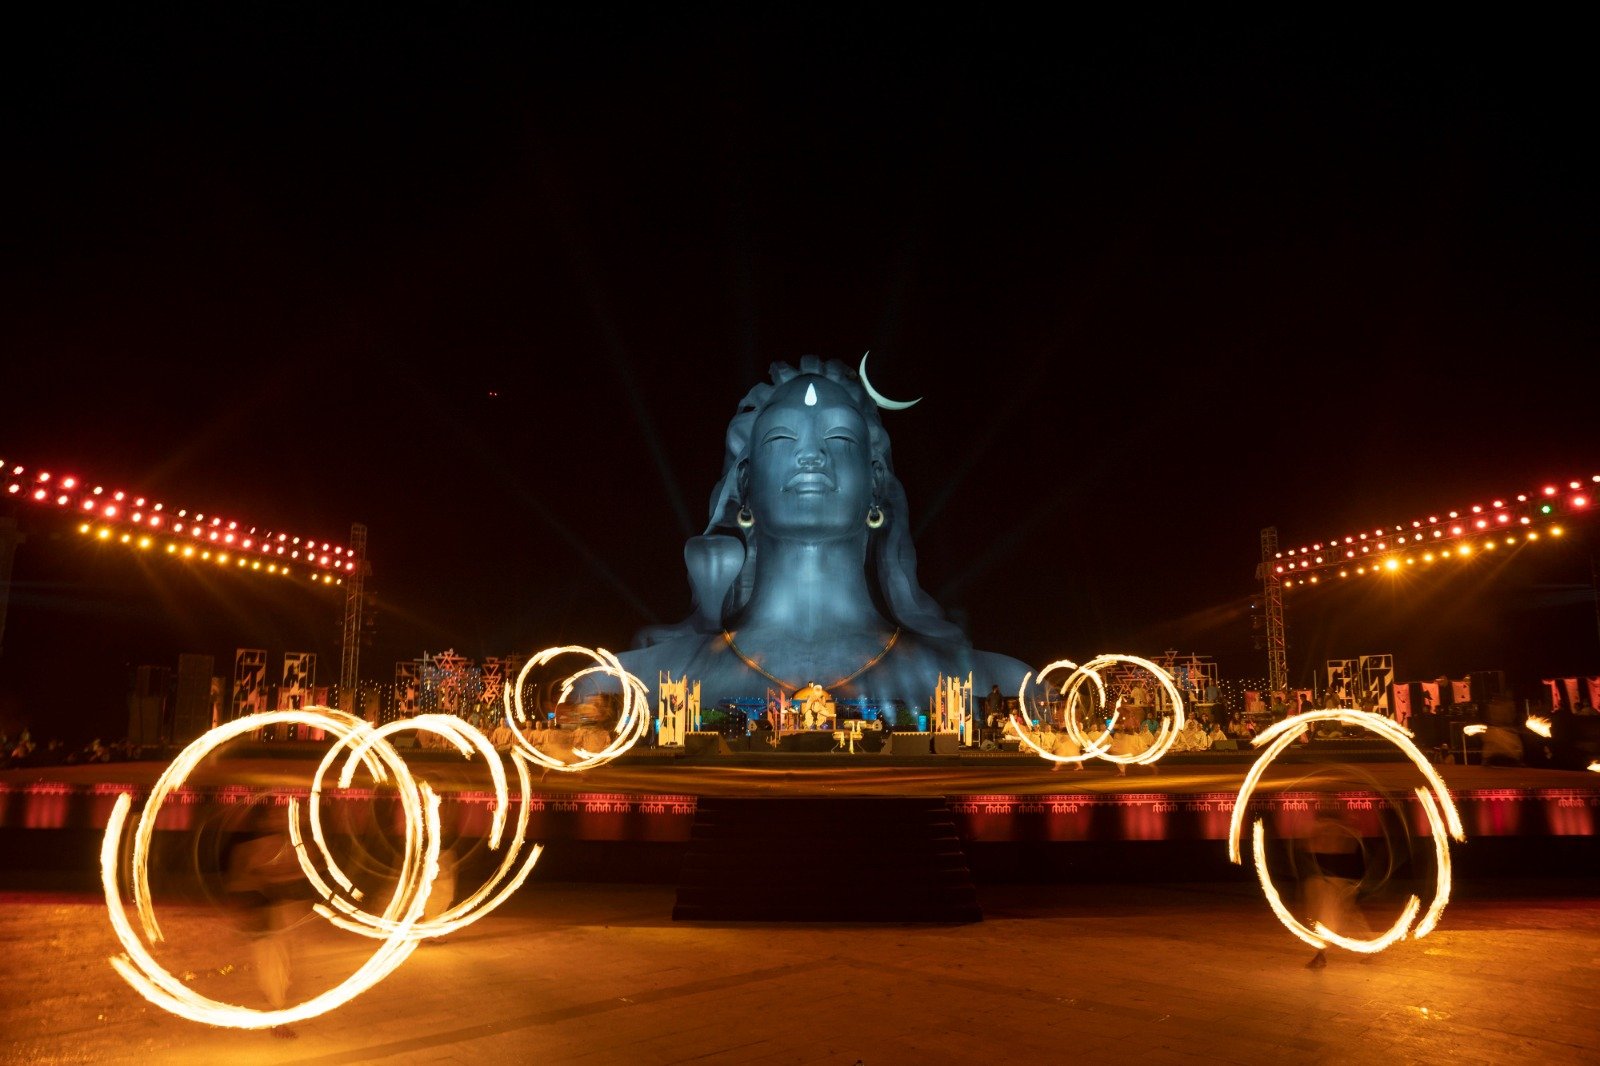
{"left": 1256, "top": 526, "right": 1288, "bottom": 698}
{"left": 339, "top": 523, "right": 369, "bottom": 712}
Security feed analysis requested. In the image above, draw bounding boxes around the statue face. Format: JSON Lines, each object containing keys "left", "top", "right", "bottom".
{"left": 746, "top": 375, "right": 873, "bottom": 538}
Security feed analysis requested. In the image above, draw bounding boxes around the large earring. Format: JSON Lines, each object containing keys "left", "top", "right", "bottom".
{"left": 866, "top": 503, "right": 885, "bottom": 529}
{"left": 737, "top": 505, "right": 755, "bottom": 529}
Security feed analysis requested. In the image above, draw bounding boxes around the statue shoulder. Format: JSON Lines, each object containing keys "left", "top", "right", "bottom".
{"left": 562, "top": 635, "right": 711, "bottom": 697}
{"left": 610, "top": 633, "right": 718, "bottom": 683}
{"left": 904, "top": 633, "right": 1032, "bottom": 691}
{"left": 967, "top": 647, "right": 1034, "bottom": 691}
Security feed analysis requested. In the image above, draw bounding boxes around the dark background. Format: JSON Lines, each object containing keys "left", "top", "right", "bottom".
{"left": 3, "top": 10, "right": 1595, "bottom": 746}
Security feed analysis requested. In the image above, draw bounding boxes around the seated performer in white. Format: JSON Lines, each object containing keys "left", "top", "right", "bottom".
{"left": 795, "top": 682, "right": 835, "bottom": 730}
{"left": 1108, "top": 720, "right": 1153, "bottom": 776}
{"left": 1047, "top": 727, "right": 1087, "bottom": 772}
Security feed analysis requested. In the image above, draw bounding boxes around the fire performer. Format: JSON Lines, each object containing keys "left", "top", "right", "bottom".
{"left": 1299, "top": 807, "right": 1373, "bottom": 969}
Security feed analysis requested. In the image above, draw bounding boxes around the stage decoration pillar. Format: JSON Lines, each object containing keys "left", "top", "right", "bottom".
{"left": 231, "top": 649, "right": 267, "bottom": 721}
{"left": 961, "top": 673, "right": 973, "bottom": 746}
{"left": 1359, "top": 653, "right": 1395, "bottom": 714}
{"left": 394, "top": 661, "right": 420, "bottom": 719}
{"left": 931, "top": 673, "right": 972, "bottom": 741}
{"left": 1326, "top": 659, "right": 1357, "bottom": 706}
{"left": 281, "top": 653, "right": 316, "bottom": 711}
{"left": 657, "top": 672, "right": 687, "bottom": 747}
{"left": 427, "top": 649, "right": 471, "bottom": 718}
{"left": 480, "top": 657, "right": 506, "bottom": 722}
{"left": 690, "top": 680, "right": 702, "bottom": 732}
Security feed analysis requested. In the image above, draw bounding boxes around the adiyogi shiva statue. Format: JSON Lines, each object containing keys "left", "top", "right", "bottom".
{"left": 585, "top": 355, "right": 1031, "bottom": 719}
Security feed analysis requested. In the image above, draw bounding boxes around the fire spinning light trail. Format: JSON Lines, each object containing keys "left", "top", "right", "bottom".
{"left": 1227, "top": 709, "right": 1465, "bottom": 954}
{"left": 504, "top": 645, "right": 651, "bottom": 772}
{"left": 1011, "top": 654, "right": 1185, "bottom": 769}
{"left": 102, "top": 647, "right": 649, "bottom": 1029}
{"left": 101, "top": 708, "right": 438, "bottom": 1030}
{"left": 300, "top": 713, "right": 545, "bottom": 941}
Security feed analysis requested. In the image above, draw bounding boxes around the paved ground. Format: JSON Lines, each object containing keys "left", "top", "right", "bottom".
{"left": 6, "top": 752, "right": 1597, "bottom": 1064}
{"left": 5, "top": 873, "right": 1598, "bottom": 1065}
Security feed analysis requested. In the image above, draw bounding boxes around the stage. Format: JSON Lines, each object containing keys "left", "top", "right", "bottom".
{"left": 4, "top": 741, "right": 1597, "bottom": 890}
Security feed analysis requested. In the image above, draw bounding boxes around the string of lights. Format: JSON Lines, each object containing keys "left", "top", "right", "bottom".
{"left": 2, "top": 459, "right": 356, "bottom": 585}
{"left": 1271, "top": 474, "right": 1596, "bottom": 590}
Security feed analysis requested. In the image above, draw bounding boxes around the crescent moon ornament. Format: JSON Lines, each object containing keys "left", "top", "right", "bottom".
{"left": 858, "top": 351, "right": 921, "bottom": 410}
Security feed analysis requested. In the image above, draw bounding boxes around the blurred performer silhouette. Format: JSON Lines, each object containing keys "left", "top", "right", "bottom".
{"left": 224, "top": 805, "right": 313, "bottom": 1036}
{"left": 1299, "top": 806, "right": 1373, "bottom": 969}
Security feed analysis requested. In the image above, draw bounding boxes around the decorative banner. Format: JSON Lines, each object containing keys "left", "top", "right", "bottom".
{"left": 1325, "top": 659, "right": 1357, "bottom": 706}
{"left": 1560, "top": 677, "right": 1580, "bottom": 711}
{"left": 1392, "top": 683, "right": 1413, "bottom": 725}
{"left": 1541, "top": 676, "right": 1598, "bottom": 711}
{"left": 481, "top": 658, "right": 505, "bottom": 717}
{"left": 395, "top": 661, "right": 420, "bottom": 719}
{"left": 1542, "top": 678, "right": 1562, "bottom": 711}
{"left": 933, "top": 673, "right": 971, "bottom": 738}
{"left": 1420, "top": 681, "right": 1441, "bottom": 716}
{"left": 281, "top": 653, "right": 317, "bottom": 711}
{"left": 1359, "top": 653, "right": 1394, "bottom": 714}
{"left": 231, "top": 649, "right": 267, "bottom": 720}
{"left": 428, "top": 649, "right": 471, "bottom": 716}
{"left": 657, "top": 672, "right": 688, "bottom": 746}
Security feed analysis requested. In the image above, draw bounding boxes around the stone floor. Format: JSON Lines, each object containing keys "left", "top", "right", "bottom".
{"left": 5, "top": 874, "right": 1598, "bottom": 1065}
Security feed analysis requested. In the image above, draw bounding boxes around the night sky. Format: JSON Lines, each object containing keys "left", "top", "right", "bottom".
{"left": 4, "top": 11, "right": 1595, "bottom": 743}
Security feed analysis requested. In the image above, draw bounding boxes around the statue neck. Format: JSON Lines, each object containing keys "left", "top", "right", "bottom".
{"left": 737, "top": 532, "right": 886, "bottom": 640}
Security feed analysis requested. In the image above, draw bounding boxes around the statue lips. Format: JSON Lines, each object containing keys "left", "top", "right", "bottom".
{"left": 785, "top": 472, "right": 834, "bottom": 494}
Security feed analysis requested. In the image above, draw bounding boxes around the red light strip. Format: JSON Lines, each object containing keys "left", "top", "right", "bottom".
{"left": 1272, "top": 473, "right": 1596, "bottom": 585}
{"left": 2, "top": 459, "right": 356, "bottom": 576}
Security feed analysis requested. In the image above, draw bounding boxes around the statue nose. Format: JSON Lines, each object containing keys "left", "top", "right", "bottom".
{"left": 796, "top": 448, "right": 826, "bottom": 470}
